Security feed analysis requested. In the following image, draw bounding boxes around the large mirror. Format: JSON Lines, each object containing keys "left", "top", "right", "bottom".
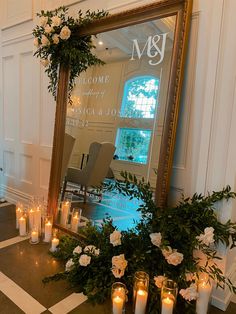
{"left": 47, "top": 0, "right": 192, "bottom": 234}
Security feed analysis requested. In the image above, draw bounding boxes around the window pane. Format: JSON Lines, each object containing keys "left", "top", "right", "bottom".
{"left": 121, "top": 76, "right": 159, "bottom": 119}
{"left": 115, "top": 128, "right": 152, "bottom": 164}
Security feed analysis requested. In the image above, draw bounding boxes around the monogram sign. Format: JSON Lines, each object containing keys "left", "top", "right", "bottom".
{"left": 130, "top": 33, "right": 168, "bottom": 65}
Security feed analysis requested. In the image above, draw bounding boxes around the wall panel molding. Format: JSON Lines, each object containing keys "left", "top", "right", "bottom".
{"left": 2, "top": 32, "right": 32, "bottom": 47}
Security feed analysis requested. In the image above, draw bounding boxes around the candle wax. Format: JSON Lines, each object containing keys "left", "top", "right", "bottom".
{"left": 51, "top": 238, "right": 59, "bottom": 252}
{"left": 71, "top": 213, "right": 80, "bottom": 232}
{"left": 44, "top": 222, "right": 52, "bottom": 242}
{"left": 31, "top": 231, "right": 39, "bottom": 243}
{"left": 16, "top": 208, "right": 22, "bottom": 229}
{"left": 161, "top": 297, "right": 174, "bottom": 314}
{"left": 61, "top": 202, "right": 70, "bottom": 226}
{"left": 135, "top": 289, "right": 148, "bottom": 314}
{"left": 112, "top": 295, "right": 124, "bottom": 314}
{"left": 19, "top": 217, "right": 26, "bottom": 236}
{"left": 196, "top": 281, "right": 211, "bottom": 314}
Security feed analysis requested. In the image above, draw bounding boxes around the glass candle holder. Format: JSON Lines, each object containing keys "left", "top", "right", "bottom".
{"left": 133, "top": 271, "right": 149, "bottom": 314}
{"left": 16, "top": 202, "right": 24, "bottom": 229}
{"left": 30, "top": 225, "right": 39, "bottom": 244}
{"left": 196, "top": 273, "right": 212, "bottom": 314}
{"left": 18, "top": 211, "right": 28, "bottom": 237}
{"left": 34, "top": 205, "right": 42, "bottom": 235}
{"left": 60, "top": 200, "right": 71, "bottom": 226}
{"left": 28, "top": 206, "right": 35, "bottom": 231}
{"left": 161, "top": 279, "right": 178, "bottom": 314}
{"left": 111, "top": 282, "right": 126, "bottom": 314}
{"left": 42, "top": 215, "right": 53, "bottom": 242}
{"left": 71, "top": 208, "right": 82, "bottom": 232}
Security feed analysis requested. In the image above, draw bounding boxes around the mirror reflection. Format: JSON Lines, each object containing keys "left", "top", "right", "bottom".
{"left": 56, "top": 16, "right": 176, "bottom": 231}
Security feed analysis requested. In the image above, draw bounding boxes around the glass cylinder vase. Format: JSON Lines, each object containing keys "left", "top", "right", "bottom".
{"left": 18, "top": 211, "right": 28, "bottom": 237}
{"left": 16, "top": 202, "right": 24, "bottom": 229}
{"left": 111, "top": 282, "right": 126, "bottom": 314}
{"left": 133, "top": 271, "right": 149, "bottom": 314}
{"left": 60, "top": 199, "right": 71, "bottom": 227}
{"left": 30, "top": 225, "right": 39, "bottom": 244}
{"left": 161, "top": 279, "right": 178, "bottom": 314}
{"left": 42, "top": 215, "right": 53, "bottom": 242}
{"left": 70, "top": 208, "right": 82, "bottom": 232}
{"left": 196, "top": 273, "right": 212, "bottom": 314}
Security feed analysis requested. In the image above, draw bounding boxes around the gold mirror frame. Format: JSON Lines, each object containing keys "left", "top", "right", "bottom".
{"left": 47, "top": 0, "right": 192, "bottom": 234}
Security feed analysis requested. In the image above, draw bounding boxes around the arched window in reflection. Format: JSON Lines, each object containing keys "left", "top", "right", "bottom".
{"left": 115, "top": 75, "right": 159, "bottom": 164}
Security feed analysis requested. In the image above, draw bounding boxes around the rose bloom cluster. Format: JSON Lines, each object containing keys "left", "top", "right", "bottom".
{"left": 33, "top": 13, "right": 72, "bottom": 66}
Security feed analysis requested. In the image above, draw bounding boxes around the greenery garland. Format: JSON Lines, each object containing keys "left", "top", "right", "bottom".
{"left": 44, "top": 173, "right": 236, "bottom": 313}
{"left": 32, "top": 6, "right": 108, "bottom": 100}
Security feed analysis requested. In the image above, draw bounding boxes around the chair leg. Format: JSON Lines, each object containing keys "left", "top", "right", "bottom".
{"left": 84, "top": 186, "right": 87, "bottom": 203}
{"left": 61, "top": 178, "right": 67, "bottom": 202}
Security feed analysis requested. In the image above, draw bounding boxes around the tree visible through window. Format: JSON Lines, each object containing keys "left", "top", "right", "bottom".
{"left": 115, "top": 76, "right": 159, "bottom": 164}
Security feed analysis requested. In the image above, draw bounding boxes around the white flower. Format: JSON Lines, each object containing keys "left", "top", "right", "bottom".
{"left": 79, "top": 254, "right": 91, "bottom": 266}
{"left": 111, "top": 254, "right": 128, "bottom": 278}
{"left": 150, "top": 232, "right": 162, "bottom": 247}
{"left": 65, "top": 258, "right": 74, "bottom": 271}
{"left": 73, "top": 245, "right": 82, "bottom": 255}
{"left": 52, "top": 34, "right": 60, "bottom": 45}
{"left": 185, "top": 272, "right": 196, "bottom": 282}
{"left": 40, "top": 58, "right": 50, "bottom": 67}
{"left": 154, "top": 275, "right": 166, "bottom": 288}
{"left": 51, "top": 16, "right": 62, "bottom": 27}
{"left": 44, "top": 24, "right": 54, "bottom": 34}
{"left": 166, "top": 250, "right": 184, "bottom": 266}
{"left": 110, "top": 230, "right": 122, "bottom": 246}
{"left": 196, "top": 227, "right": 215, "bottom": 246}
{"left": 39, "top": 16, "right": 48, "bottom": 27}
{"left": 162, "top": 246, "right": 172, "bottom": 258}
{"left": 41, "top": 35, "right": 50, "bottom": 47}
{"left": 84, "top": 245, "right": 100, "bottom": 256}
{"left": 60, "top": 26, "right": 71, "bottom": 40}
{"left": 33, "top": 38, "right": 39, "bottom": 47}
{"left": 179, "top": 283, "right": 198, "bottom": 301}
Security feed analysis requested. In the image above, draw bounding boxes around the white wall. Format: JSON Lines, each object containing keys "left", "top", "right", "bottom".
{"left": 0, "top": 0, "right": 236, "bottom": 310}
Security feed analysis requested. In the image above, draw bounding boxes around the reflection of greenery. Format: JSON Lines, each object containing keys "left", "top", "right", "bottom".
{"left": 116, "top": 129, "right": 151, "bottom": 164}
{"left": 122, "top": 77, "right": 159, "bottom": 118}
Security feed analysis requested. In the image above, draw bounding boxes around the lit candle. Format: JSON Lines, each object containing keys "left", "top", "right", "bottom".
{"left": 16, "top": 207, "right": 22, "bottom": 229}
{"left": 112, "top": 295, "right": 124, "bottom": 314}
{"left": 44, "top": 221, "right": 52, "bottom": 242}
{"left": 51, "top": 237, "right": 59, "bottom": 252}
{"left": 135, "top": 289, "right": 148, "bottom": 314}
{"left": 61, "top": 201, "right": 70, "bottom": 226}
{"left": 31, "top": 230, "right": 39, "bottom": 243}
{"left": 34, "top": 207, "right": 41, "bottom": 234}
{"left": 71, "top": 212, "right": 80, "bottom": 232}
{"left": 28, "top": 208, "right": 34, "bottom": 230}
{"left": 196, "top": 280, "right": 212, "bottom": 314}
{"left": 161, "top": 296, "right": 174, "bottom": 314}
{"left": 19, "top": 216, "right": 26, "bottom": 236}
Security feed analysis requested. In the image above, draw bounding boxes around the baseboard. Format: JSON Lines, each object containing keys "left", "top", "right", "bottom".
{"left": 211, "top": 259, "right": 236, "bottom": 311}
{"left": 0, "top": 185, "right": 32, "bottom": 205}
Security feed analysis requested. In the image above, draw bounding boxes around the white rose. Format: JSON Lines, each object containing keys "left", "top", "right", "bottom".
{"left": 44, "top": 24, "right": 54, "bottom": 34}
{"left": 73, "top": 245, "right": 82, "bottom": 255}
{"left": 60, "top": 26, "right": 71, "bottom": 40}
{"left": 112, "top": 267, "right": 125, "bottom": 278}
{"left": 52, "top": 34, "right": 60, "bottom": 45}
{"left": 65, "top": 258, "right": 74, "bottom": 271}
{"left": 196, "top": 227, "right": 215, "bottom": 246}
{"left": 41, "top": 35, "right": 50, "bottom": 47}
{"left": 39, "top": 16, "right": 48, "bottom": 27}
{"left": 33, "top": 38, "right": 39, "bottom": 47}
{"left": 185, "top": 272, "right": 196, "bottom": 282}
{"left": 150, "top": 232, "right": 162, "bottom": 247}
{"left": 84, "top": 245, "right": 100, "bottom": 256}
{"left": 79, "top": 254, "right": 91, "bottom": 266}
{"left": 51, "top": 16, "right": 62, "bottom": 27}
{"left": 154, "top": 275, "right": 166, "bottom": 288}
{"left": 110, "top": 230, "right": 122, "bottom": 246}
{"left": 162, "top": 246, "right": 172, "bottom": 258}
{"left": 112, "top": 254, "right": 128, "bottom": 270}
{"left": 40, "top": 58, "right": 50, "bottom": 67}
{"left": 179, "top": 283, "right": 198, "bottom": 301}
{"left": 166, "top": 250, "right": 183, "bottom": 266}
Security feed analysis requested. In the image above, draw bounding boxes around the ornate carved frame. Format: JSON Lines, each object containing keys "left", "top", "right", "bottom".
{"left": 47, "top": 0, "right": 193, "bottom": 231}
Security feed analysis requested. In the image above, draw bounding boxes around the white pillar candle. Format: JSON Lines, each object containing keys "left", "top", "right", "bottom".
{"left": 135, "top": 289, "right": 148, "bottom": 314}
{"left": 51, "top": 237, "right": 59, "bottom": 252}
{"left": 161, "top": 297, "right": 174, "bottom": 314}
{"left": 34, "top": 208, "right": 41, "bottom": 234}
{"left": 44, "top": 221, "right": 52, "bottom": 242}
{"left": 19, "top": 216, "right": 26, "bottom": 236}
{"left": 196, "top": 281, "right": 211, "bottom": 314}
{"left": 61, "top": 201, "right": 70, "bottom": 226}
{"left": 112, "top": 295, "right": 124, "bottom": 314}
{"left": 28, "top": 209, "right": 34, "bottom": 230}
{"left": 31, "top": 230, "right": 39, "bottom": 243}
{"left": 16, "top": 207, "right": 22, "bottom": 229}
{"left": 71, "top": 213, "right": 80, "bottom": 232}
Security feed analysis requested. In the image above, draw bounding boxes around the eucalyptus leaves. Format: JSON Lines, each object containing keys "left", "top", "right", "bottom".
{"left": 44, "top": 173, "right": 236, "bottom": 314}
{"left": 33, "top": 6, "right": 108, "bottom": 100}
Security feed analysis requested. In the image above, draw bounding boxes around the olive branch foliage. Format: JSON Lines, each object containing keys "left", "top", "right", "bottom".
{"left": 33, "top": 6, "right": 108, "bottom": 100}
{"left": 44, "top": 171, "right": 236, "bottom": 313}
